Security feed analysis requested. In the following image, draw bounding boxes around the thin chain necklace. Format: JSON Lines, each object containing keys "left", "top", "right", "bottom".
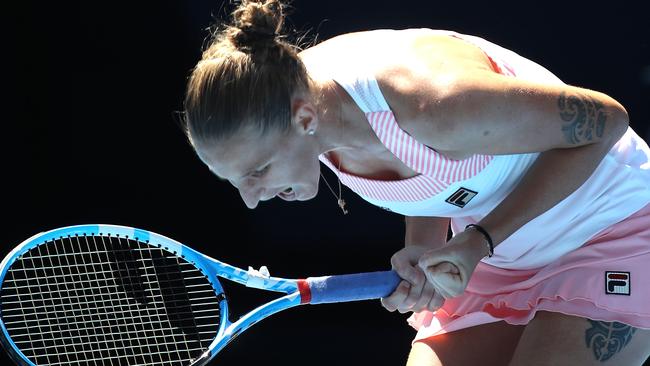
{"left": 320, "top": 81, "right": 348, "bottom": 215}
{"left": 320, "top": 159, "right": 348, "bottom": 214}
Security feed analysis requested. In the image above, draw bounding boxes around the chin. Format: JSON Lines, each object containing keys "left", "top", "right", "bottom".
{"left": 298, "top": 187, "right": 318, "bottom": 201}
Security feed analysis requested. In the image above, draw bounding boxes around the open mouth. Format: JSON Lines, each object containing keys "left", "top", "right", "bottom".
{"left": 277, "top": 187, "right": 296, "bottom": 200}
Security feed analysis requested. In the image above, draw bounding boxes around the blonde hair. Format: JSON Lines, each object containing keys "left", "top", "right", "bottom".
{"left": 183, "top": 0, "right": 311, "bottom": 147}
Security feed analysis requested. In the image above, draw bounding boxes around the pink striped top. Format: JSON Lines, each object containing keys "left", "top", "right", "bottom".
{"left": 316, "top": 29, "right": 650, "bottom": 271}
{"left": 319, "top": 34, "right": 516, "bottom": 202}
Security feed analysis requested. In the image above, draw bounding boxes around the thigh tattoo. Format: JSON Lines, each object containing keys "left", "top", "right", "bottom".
{"left": 585, "top": 319, "right": 637, "bottom": 362}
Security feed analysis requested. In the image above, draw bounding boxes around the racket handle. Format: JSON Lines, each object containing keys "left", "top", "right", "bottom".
{"left": 304, "top": 270, "right": 401, "bottom": 304}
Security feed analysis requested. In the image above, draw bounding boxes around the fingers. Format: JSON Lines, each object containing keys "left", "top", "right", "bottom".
{"left": 427, "top": 291, "right": 445, "bottom": 312}
{"left": 430, "top": 262, "right": 460, "bottom": 275}
{"left": 380, "top": 279, "right": 445, "bottom": 314}
{"left": 399, "top": 275, "right": 426, "bottom": 313}
{"left": 380, "top": 280, "right": 411, "bottom": 312}
{"left": 380, "top": 279, "right": 425, "bottom": 314}
{"left": 391, "top": 251, "right": 425, "bottom": 286}
{"left": 412, "top": 280, "right": 435, "bottom": 312}
{"left": 382, "top": 246, "right": 451, "bottom": 314}
{"left": 417, "top": 250, "right": 440, "bottom": 269}
{"left": 421, "top": 265, "right": 464, "bottom": 299}
{"left": 418, "top": 260, "right": 459, "bottom": 279}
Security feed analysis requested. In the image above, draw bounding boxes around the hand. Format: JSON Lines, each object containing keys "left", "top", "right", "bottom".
{"left": 381, "top": 245, "right": 445, "bottom": 314}
{"left": 417, "top": 229, "right": 488, "bottom": 299}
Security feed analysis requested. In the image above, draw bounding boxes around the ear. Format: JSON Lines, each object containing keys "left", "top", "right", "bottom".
{"left": 291, "top": 97, "right": 319, "bottom": 136}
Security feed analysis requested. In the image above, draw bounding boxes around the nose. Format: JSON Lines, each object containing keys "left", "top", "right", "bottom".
{"left": 237, "top": 181, "right": 269, "bottom": 209}
{"left": 239, "top": 187, "right": 260, "bottom": 209}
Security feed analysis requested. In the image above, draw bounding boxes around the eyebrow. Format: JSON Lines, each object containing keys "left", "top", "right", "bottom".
{"left": 209, "top": 167, "right": 253, "bottom": 182}
{"left": 241, "top": 160, "right": 269, "bottom": 179}
{"left": 209, "top": 158, "right": 268, "bottom": 183}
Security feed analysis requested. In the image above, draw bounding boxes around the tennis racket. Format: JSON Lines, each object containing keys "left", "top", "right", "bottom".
{"left": 0, "top": 224, "right": 400, "bottom": 366}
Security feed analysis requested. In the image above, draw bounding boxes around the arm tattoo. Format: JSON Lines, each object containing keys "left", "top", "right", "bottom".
{"left": 585, "top": 319, "right": 637, "bottom": 362}
{"left": 558, "top": 91, "right": 607, "bottom": 145}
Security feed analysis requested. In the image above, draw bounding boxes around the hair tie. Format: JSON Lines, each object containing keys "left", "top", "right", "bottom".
{"left": 242, "top": 28, "right": 277, "bottom": 42}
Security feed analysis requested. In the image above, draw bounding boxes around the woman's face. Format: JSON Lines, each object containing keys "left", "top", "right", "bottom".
{"left": 195, "top": 125, "right": 322, "bottom": 209}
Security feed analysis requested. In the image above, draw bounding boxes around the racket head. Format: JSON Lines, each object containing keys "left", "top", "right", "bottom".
{"left": 0, "top": 224, "right": 228, "bottom": 366}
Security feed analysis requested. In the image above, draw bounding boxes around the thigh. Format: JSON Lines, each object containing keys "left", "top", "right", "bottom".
{"left": 509, "top": 311, "right": 650, "bottom": 366}
{"left": 407, "top": 320, "right": 525, "bottom": 366}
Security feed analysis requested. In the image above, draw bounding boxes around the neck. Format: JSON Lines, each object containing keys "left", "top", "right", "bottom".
{"left": 310, "top": 78, "right": 370, "bottom": 157}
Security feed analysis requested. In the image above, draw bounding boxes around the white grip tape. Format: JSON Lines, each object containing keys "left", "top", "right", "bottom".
{"left": 245, "top": 265, "right": 270, "bottom": 288}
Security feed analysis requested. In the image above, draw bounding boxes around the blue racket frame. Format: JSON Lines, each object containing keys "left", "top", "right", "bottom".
{"left": 0, "top": 225, "right": 400, "bottom": 366}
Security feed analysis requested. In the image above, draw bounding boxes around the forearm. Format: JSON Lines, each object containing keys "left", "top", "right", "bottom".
{"left": 477, "top": 134, "right": 624, "bottom": 247}
{"left": 405, "top": 216, "right": 450, "bottom": 248}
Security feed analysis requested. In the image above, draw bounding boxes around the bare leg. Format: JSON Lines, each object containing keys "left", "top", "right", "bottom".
{"left": 509, "top": 311, "right": 650, "bottom": 366}
{"left": 406, "top": 320, "right": 525, "bottom": 366}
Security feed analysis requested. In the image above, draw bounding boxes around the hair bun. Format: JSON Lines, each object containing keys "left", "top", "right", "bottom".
{"left": 230, "top": 0, "right": 284, "bottom": 50}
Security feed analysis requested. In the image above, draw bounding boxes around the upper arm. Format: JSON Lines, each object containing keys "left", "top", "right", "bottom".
{"left": 406, "top": 72, "right": 629, "bottom": 155}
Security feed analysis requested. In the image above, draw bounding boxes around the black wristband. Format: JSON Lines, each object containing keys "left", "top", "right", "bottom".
{"left": 465, "top": 224, "right": 494, "bottom": 258}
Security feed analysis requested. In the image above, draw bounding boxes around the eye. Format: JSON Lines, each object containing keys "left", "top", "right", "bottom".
{"left": 251, "top": 164, "right": 270, "bottom": 178}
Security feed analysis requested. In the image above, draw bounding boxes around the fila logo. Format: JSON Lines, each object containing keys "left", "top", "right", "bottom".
{"left": 605, "top": 271, "right": 630, "bottom": 295}
{"left": 445, "top": 187, "right": 478, "bottom": 208}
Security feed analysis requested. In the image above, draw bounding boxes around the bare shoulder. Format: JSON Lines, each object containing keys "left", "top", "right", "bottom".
{"left": 370, "top": 29, "right": 497, "bottom": 156}
{"left": 300, "top": 29, "right": 506, "bottom": 158}
{"left": 300, "top": 28, "right": 493, "bottom": 71}
{"left": 302, "top": 30, "right": 627, "bottom": 159}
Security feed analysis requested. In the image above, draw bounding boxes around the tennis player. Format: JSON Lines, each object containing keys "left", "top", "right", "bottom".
{"left": 181, "top": 1, "right": 650, "bottom": 364}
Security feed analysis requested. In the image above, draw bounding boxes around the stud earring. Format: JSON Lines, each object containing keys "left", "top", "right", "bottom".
{"left": 307, "top": 129, "right": 315, "bottom": 135}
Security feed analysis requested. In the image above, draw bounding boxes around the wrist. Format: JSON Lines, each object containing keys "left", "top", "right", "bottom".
{"left": 464, "top": 224, "right": 494, "bottom": 258}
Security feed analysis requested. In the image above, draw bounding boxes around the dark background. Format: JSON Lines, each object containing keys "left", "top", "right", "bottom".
{"left": 4, "top": 1, "right": 649, "bottom": 365}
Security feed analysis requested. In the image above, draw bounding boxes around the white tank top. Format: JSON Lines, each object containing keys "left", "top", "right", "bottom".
{"left": 316, "top": 29, "right": 650, "bottom": 270}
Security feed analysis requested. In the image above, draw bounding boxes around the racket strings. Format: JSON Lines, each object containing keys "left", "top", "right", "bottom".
{"left": 0, "top": 234, "right": 221, "bottom": 366}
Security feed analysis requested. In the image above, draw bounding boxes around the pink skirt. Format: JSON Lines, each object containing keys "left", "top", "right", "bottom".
{"left": 408, "top": 202, "right": 650, "bottom": 342}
